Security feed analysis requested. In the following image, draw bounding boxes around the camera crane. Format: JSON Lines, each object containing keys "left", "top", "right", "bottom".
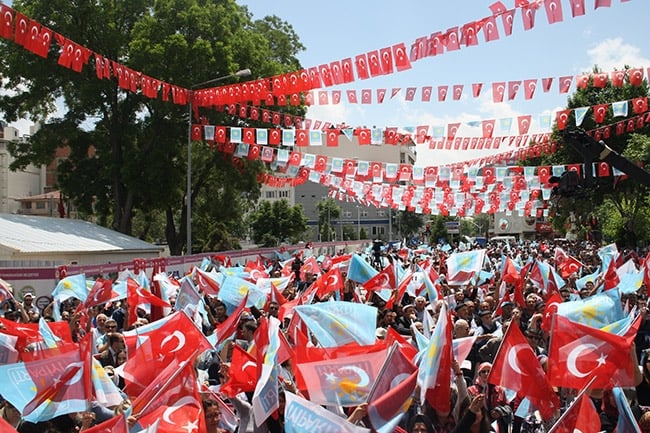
{"left": 550, "top": 128, "right": 650, "bottom": 197}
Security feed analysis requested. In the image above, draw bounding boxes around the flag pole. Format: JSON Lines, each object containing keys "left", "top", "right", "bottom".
{"left": 546, "top": 376, "right": 597, "bottom": 433}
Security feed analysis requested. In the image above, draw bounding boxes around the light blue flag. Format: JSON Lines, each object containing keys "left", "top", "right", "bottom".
{"left": 309, "top": 130, "right": 322, "bottom": 146}
{"left": 612, "top": 101, "right": 628, "bottom": 117}
{"left": 600, "top": 313, "right": 635, "bottom": 335}
{"left": 613, "top": 387, "right": 642, "bottom": 433}
{"left": 432, "top": 126, "right": 445, "bottom": 138}
{"left": 256, "top": 128, "right": 268, "bottom": 145}
{"left": 284, "top": 391, "right": 370, "bottom": 433}
{"left": 0, "top": 350, "right": 87, "bottom": 422}
{"left": 52, "top": 274, "right": 89, "bottom": 302}
{"left": 341, "top": 128, "right": 354, "bottom": 141}
{"left": 618, "top": 270, "right": 644, "bottom": 295}
{"left": 230, "top": 127, "right": 242, "bottom": 143}
{"left": 598, "top": 243, "right": 619, "bottom": 271}
{"left": 499, "top": 117, "right": 513, "bottom": 133}
{"left": 347, "top": 254, "right": 379, "bottom": 283}
{"left": 38, "top": 317, "right": 61, "bottom": 349}
{"left": 556, "top": 290, "right": 624, "bottom": 328}
{"left": 218, "top": 274, "right": 267, "bottom": 314}
{"left": 418, "top": 265, "right": 439, "bottom": 302}
{"left": 575, "top": 268, "right": 600, "bottom": 291}
{"left": 417, "top": 303, "right": 450, "bottom": 405}
{"left": 175, "top": 278, "right": 202, "bottom": 316}
{"left": 294, "top": 302, "right": 377, "bottom": 347}
{"left": 538, "top": 114, "right": 552, "bottom": 130}
{"left": 200, "top": 257, "right": 213, "bottom": 271}
{"left": 574, "top": 107, "right": 589, "bottom": 126}
{"left": 282, "top": 129, "right": 295, "bottom": 146}
{"left": 371, "top": 128, "right": 383, "bottom": 144}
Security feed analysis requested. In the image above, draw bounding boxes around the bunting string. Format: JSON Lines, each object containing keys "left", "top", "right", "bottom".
{"left": 0, "top": 0, "right": 634, "bottom": 121}
{"left": 194, "top": 95, "right": 649, "bottom": 151}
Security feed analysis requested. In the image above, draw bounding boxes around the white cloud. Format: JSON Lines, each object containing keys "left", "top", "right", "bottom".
{"left": 585, "top": 38, "right": 650, "bottom": 72}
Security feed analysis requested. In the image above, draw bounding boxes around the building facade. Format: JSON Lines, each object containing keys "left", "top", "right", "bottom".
{"left": 261, "top": 131, "right": 416, "bottom": 242}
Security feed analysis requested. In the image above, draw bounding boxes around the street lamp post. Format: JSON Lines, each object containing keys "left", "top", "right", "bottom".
{"left": 356, "top": 205, "right": 361, "bottom": 240}
{"left": 186, "top": 69, "right": 251, "bottom": 255}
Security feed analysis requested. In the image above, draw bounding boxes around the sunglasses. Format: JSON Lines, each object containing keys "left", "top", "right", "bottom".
{"left": 479, "top": 370, "right": 490, "bottom": 374}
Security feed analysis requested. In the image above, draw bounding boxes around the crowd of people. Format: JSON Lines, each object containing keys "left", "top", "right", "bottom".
{"left": 0, "top": 237, "right": 650, "bottom": 433}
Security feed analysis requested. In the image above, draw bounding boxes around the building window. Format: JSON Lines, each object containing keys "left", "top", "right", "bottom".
{"left": 343, "top": 210, "right": 352, "bottom": 218}
{"left": 372, "top": 226, "right": 385, "bottom": 236}
{"left": 265, "top": 191, "right": 276, "bottom": 199}
{"left": 36, "top": 201, "right": 46, "bottom": 209}
{"left": 360, "top": 210, "right": 368, "bottom": 217}
{"left": 377, "top": 210, "right": 386, "bottom": 217}
{"left": 279, "top": 190, "right": 290, "bottom": 198}
{"left": 24, "top": 202, "right": 32, "bottom": 209}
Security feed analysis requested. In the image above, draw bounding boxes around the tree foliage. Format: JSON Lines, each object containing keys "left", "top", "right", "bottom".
{"left": 316, "top": 198, "right": 341, "bottom": 242}
{"left": 522, "top": 66, "right": 650, "bottom": 247}
{"left": 249, "top": 199, "right": 307, "bottom": 247}
{"left": 1, "top": 0, "right": 305, "bottom": 254}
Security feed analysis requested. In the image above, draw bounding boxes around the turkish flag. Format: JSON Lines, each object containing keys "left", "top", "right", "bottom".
{"left": 556, "top": 109, "right": 571, "bottom": 130}
{"left": 554, "top": 247, "right": 584, "bottom": 278}
{"left": 517, "top": 115, "right": 532, "bottom": 134}
{"left": 314, "top": 267, "right": 344, "bottom": 298}
{"left": 603, "top": 258, "right": 620, "bottom": 291}
{"left": 362, "top": 264, "right": 396, "bottom": 293}
{"left": 79, "top": 415, "right": 129, "bottom": 433}
{"left": 367, "top": 50, "right": 383, "bottom": 76}
{"left": 367, "top": 344, "right": 418, "bottom": 433}
{"left": 492, "top": 82, "right": 505, "bottom": 102}
{"left": 500, "top": 9, "right": 516, "bottom": 36}
{"left": 629, "top": 68, "right": 644, "bottom": 86}
{"left": 134, "top": 361, "right": 207, "bottom": 433}
{"left": 547, "top": 389, "right": 600, "bottom": 432}
{"left": 508, "top": 80, "right": 521, "bottom": 100}
{"left": 488, "top": 320, "right": 560, "bottom": 418}
{"left": 0, "top": 5, "right": 15, "bottom": 40}
{"left": 122, "top": 311, "right": 212, "bottom": 397}
{"left": 543, "top": 0, "right": 564, "bottom": 24}
{"left": 81, "top": 278, "right": 116, "bottom": 310}
{"left": 521, "top": 4, "right": 537, "bottom": 30}
{"left": 191, "top": 124, "right": 202, "bottom": 140}
{"left": 541, "top": 291, "right": 563, "bottom": 333}
{"left": 436, "top": 85, "right": 447, "bottom": 101}
{"left": 569, "top": 0, "right": 586, "bottom": 17}
{"left": 593, "top": 103, "right": 608, "bottom": 123}
{"left": 633, "top": 96, "right": 648, "bottom": 114}
{"left": 547, "top": 314, "right": 639, "bottom": 389}
{"left": 392, "top": 43, "right": 411, "bottom": 71}
{"left": 221, "top": 344, "right": 258, "bottom": 397}
{"left": 13, "top": 12, "right": 29, "bottom": 46}
{"left": 355, "top": 53, "right": 370, "bottom": 80}
{"left": 481, "top": 15, "right": 500, "bottom": 42}
{"left": 22, "top": 348, "right": 88, "bottom": 416}
{"left": 125, "top": 278, "right": 170, "bottom": 328}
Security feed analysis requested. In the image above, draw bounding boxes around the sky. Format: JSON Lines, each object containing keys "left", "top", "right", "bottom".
{"left": 7, "top": 0, "right": 650, "bottom": 167}
{"left": 235, "top": 0, "right": 649, "bottom": 166}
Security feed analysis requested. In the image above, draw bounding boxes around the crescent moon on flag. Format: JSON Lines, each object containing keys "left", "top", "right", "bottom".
{"left": 161, "top": 330, "right": 186, "bottom": 353}
{"left": 338, "top": 365, "right": 370, "bottom": 388}
{"left": 507, "top": 344, "right": 529, "bottom": 376}
{"left": 162, "top": 396, "right": 197, "bottom": 425}
{"left": 567, "top": 343, "right": 597, "bottom": 378}
{"left": 390, "top": 373, "right": 411, "bottom": 388}
{"left": 64, "top": 362, "right": 84, "bottom": 385}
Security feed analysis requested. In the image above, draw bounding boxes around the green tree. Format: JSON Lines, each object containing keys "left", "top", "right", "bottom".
{"left": 1, "top": 0, "right": 305, "bottom": 255}
{"left": 316, "top": 198, "right": 340, "bottom": 242}
{"left": 249, "top": 200, "right": 307, "bottom": 247}
{"left": 392, "top": 210, "right": 424, "bottom": 241}
{"left": 523, "top": 66, "right": 650, "bottom": 246}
